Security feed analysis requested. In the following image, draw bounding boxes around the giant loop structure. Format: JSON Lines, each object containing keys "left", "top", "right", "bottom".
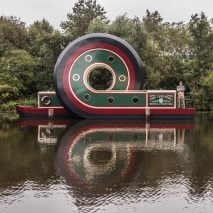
{"left": 17, "top": 33, "right": 195, "bottom": 119}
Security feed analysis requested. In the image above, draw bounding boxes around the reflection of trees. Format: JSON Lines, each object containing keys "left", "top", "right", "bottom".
{"left": 1, "top": 118, "right": 213, "bottom": 209}
{"left": 0, "top": 125, "right": 56, "bottom": 190}
{"left": 131, "top": 150, "right": 191, "bottom": 187}
{"left": 186, "top": 117, "right": 213, "bottom": 197}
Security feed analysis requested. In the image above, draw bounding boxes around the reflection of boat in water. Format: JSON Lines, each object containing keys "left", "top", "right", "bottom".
{"left": 38, "top": 124, "right": 66, "bottom": 145}
{"left": 16, "top": 118, "right": 80, "bottom": 145}
{"left": 16, "top": 118, "right": 195, "bottom": 194}
{"left": 55, "top": 120, "right": 195, "bottom": 194}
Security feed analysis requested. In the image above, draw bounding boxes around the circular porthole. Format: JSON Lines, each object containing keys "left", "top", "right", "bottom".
{"left": 119, "top": 75, "right": 126, "bottom": 82}
{"left": 73, "top": 74, "right": 80, "bottom": 81}
{"left": 84, "top": 93, "right": 91, "bottom": 101}
{"left": 85, "top": 55, "right": 93, "bottom": 62}
{"left": 41, "top": 96, "right": 51, "bottom": 106}
{"left": 86, "top": 64, "right": 115, "bottom": 90}
{"left": 108, "top": 97, "right": 114, "bottom": 104}
{"left": 132, "top": 97, "right": 139, "bottom": 104}
{"left": 108, "top": 56, "right": 114, "bottom": 62}
{"left": 133, "top": 135, "right": 139, "bottom": 140}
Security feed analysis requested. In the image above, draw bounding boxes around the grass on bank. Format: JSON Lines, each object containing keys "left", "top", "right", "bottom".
{"left": 0, "top": 98, "right": 37, "bottom": 113}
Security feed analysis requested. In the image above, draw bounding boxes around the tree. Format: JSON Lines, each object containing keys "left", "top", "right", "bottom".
{"left": 60, "top": 0, "right": 108, "bottom": 39}
{"left": 142, "top": 11, "right": 196, "bottom": 93}
{"left": 28, "top": 19, "right": 66, "bottom": 91}
{"left": 203, "top": 71, "right": 213, "bottom": 103}
{"left": 88, "top": 17, "right": 108, "bottom": 33}
{"left": 108, "top": 14, "right": 133, "bottom": 39}
{"left": 0, "top": 49, "right": 38, "bottom": 103}
{"left": 188, "top": 13, "right": 213, "bottom": 74}
{"left": 141, "top": 10, "right": 166, "bottom": 89}
{"left": 188, "top": 13, "right": 213, "bottom": 109}
{"left": 0, "top": 16, "right": 29, "bottom": 56}
{"left": 0, "top": 16, "right": 38, "bottom": 104}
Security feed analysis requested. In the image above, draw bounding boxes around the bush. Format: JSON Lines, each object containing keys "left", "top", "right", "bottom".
{"left": 0, "top": 84, "right": 20, "bottom": 104}
{"left": 0, "top": 98, "right": 37, "bottom": 112}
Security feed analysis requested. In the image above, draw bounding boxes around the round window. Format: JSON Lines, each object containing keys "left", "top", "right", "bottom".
{"left": 88, "top": 66, "right": 113, "bottom": 90}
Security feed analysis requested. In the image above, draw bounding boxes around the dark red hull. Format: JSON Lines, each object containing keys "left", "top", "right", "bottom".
{"left": 149, "top": 108, "right": 196, "bottom": 120}
{"left": 16, "top": 105, "right": 196, "bottom": 120}
{"left": 16, "top": 105, "right": 78, "bottom": 119}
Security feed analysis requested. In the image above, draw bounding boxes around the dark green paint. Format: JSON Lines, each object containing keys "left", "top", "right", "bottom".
{"left": 75, "top": 90, "right": 146, "bottom": 107}
{"left": 50, "top": 95, "right": 62, "bottom": 106}
{"left": 70, "top": 49, "right": 129, "bottom": 91}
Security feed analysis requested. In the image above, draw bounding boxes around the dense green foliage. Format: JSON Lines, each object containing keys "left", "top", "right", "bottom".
{"left": 0, "top": 0, "right": 212, "bottom": 111}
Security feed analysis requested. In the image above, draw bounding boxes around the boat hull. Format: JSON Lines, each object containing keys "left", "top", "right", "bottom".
{"left": 16, "top": 105, "right": 196, "bottom": 120}
{"left": 149, "top": 108, "right": 196, "bottom": 120}
{"left": 16, "top": 105, "right": 78, "bottom": 119}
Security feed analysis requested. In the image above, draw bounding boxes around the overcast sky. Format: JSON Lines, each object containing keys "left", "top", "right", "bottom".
{"left": 0, "top": 0, "right": 212, "bottom": 28}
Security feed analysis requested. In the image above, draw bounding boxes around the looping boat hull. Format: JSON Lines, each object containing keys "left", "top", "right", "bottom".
{"left": 16, "top": 33, "right": 196, "bottom": 120}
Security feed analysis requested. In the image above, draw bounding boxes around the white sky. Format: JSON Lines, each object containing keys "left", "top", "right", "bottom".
{"left": 0, "top": 0, "right": 212, "bottom": 28}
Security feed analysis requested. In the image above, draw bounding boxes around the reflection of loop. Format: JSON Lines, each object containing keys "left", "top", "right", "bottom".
{"left": 56, "top": 120, "right": 194, "bottom": 195}
{"left": 84, "top": 144, "right": 116, "bottom": 176}
{"left": 41, "top": 96, "right": 51, "bottom": 106}
{"left": 56, "top": 120, "right": 137, "bottom": 194}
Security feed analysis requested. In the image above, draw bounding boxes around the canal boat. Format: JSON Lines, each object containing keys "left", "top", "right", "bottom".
{"left": 16, "top": 90, "right": 196, "bottom": 120}
{"left": 16, "top": 33, "right": 196, "bottom": 120}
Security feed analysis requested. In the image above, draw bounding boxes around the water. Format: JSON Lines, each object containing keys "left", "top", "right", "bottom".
{"left": 0, "top": 113, "right": 213, "bottom": 213}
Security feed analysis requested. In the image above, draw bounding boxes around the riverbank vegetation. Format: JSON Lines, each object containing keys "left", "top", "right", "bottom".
{"left": 0, "top": 0, "right": 212, "bottom": 112}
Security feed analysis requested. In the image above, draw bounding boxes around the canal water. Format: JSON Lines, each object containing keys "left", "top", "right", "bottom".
{"left": 0, "top": 113, "right": 213, "bottom": 213}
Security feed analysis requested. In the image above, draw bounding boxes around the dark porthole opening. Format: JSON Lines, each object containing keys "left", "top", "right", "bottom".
{"left": 108, "top": 56, "right": 114, "bottom": 62}
{"left": 133, "top": 134, "right": 139, "bottom": 140}
{"left": 41, "top": 96, "right": 51, "bottom": 106}
{"left": 84, "top": 94, "right": 91, "bottom": 101}
{"left": 108, "top": 134, "right": 113, "bottom": 141}
{"left": 132, "top": 97, "right": 139, "bottom": 104}
{"left": 108, "top": 97, "right": 114, "bottom": 104}
{"left": 88, "top": 67, "right": 113, "bottom": 90}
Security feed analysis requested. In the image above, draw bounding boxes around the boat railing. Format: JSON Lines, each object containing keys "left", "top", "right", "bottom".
{"left": 185, "top": 93, "right": 194, "bottom": 108}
